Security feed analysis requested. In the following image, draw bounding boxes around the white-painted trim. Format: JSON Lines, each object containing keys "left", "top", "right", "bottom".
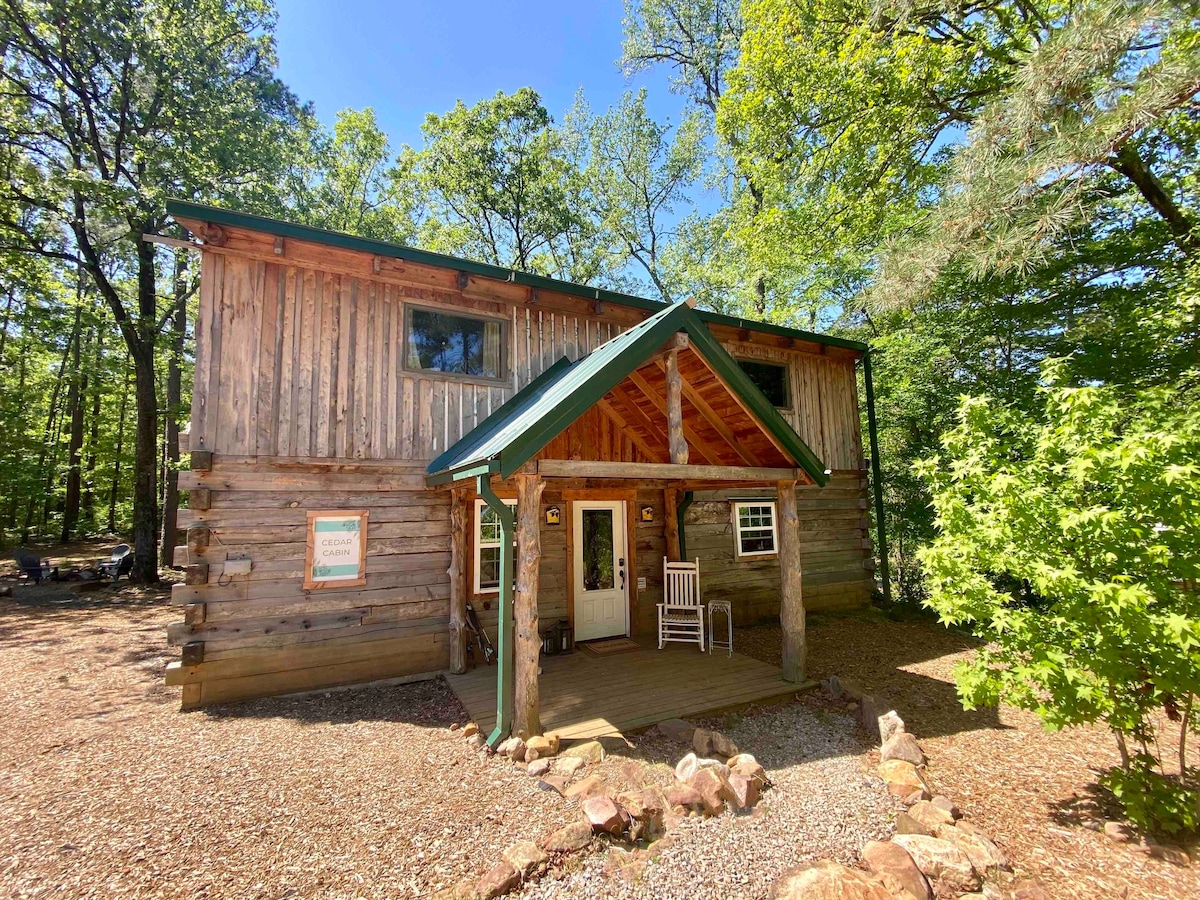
{"left": 733, "top": 500, "right": 778, "bottom": 558}
{"left": 474, "top": 498, "right": 517, "bottom": 594}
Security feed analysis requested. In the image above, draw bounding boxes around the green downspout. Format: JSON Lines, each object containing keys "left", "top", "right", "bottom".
{"left": 677, "top": 491, "right": 694, "bottom": 560}
{"left": 861, "top": 351, "right": 892, "bottom": 603}
{"left": 477, "top": 474, "right": 515, "bottom": 747}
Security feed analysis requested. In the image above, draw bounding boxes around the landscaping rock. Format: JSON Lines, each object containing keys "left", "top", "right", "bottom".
{"left": 934, "top": 823, "right": 1009, "bottom": 873}
{"left": 655, "top": 718, "right": 695, "bottom": 742}
{"left": 552, "top": 756, "right": 586, "bottom": 779}
{"left": 727, "top": 772, "right": 761, "bottom": 809}
{"left": 891, "top": 834, "right": 980, "bottom": 894}
{"left": 618, "top": 788, "right": 667, "bottom": 841}
{"left": 689, "top": 766, "right": 733, "bottom": 816}
{"left": 666, "top": 784, "right": 704, "bottom": 810}
{"left": 769, "top": 859, "right": 894, "bottom": 900}
{"left": 930, "top": 795, "right": 961, "bottom": 819}
{"left": 692, "top": 727, "right": 715, "bottom": 756}
{"left": 859, "top": 694, "right": 885, "bottom": 731}
{"left": 526, "top": 758, "right": 551, "bottom": 778}
{"left": 674, "top": 752, "right": 729, "bottom": 782}
{"left": 1009, "top": 880, "right": 1052, "bottom": 899}
{"left": 712, "top": 731, "right": 739, "bottom": 758}
{"left": 732, "top": 759, "right": 769, "bottom": 789}
{"left": 727, "top": 752, "right": 758, "bottom": 768}
{"left": 526, "top": 734, "right": 558, "bottom": 757}
{"left": 881, "top": 732, "right": 926, "bottom": 767}
{"left": 523, "top": 747, "right": 540, "bottom": 763}
{"left": 564, "top": 774, "right": 608, "bottom": 801}
{"left": 583, "top": 795, "right": 628, "bottom": 835}
{"left": 894, "top": 811, "right": 933, "bottom": 836}
{"left": 902, "top": 787, "right": 931, "bottom": 805}
{"left": 540, "top": 821, "right": 593, "bottom": 853}
{"left": 462, "top": 722, "right": 479, "bottom": 737}
{"left": 561, "top": 740, "right": 604, "bottom": 763}
{"left": 907, "top": 800, "right": 955, "bottom": 831}
{"left": 861, "top": 839, "right": 932, "bottom": 900}
{"left": 1148, "top": 843, "right": 1190, "bottom": 867}
{"left": 535, "top": 775, "right": 567, "bottom": 795}
{"left": 878, "top": 710, "right": 905, "bottom": 743}
{"left": 1104, "top": 820, "right": 1132, "bottom": 843}
{"left": 879, "top": 759, "right": 929, "bottom": 797}
{"left": 498, "top": 736, "right": 526, "bottom": 760}
{"left": 475, "top": 859, "right": 520, "bottom": 899}
{"left": 467, "top": 733, "right": 486, "bottom": 750}
{"left": 827, "top": 674, "right": 865, "bottom": 701}
{"left": 501, "top": 840, "right": 549, "bottom": 878}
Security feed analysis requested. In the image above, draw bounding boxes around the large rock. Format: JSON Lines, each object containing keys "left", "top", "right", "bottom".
{"left": 930, "top": 795, "right": 961, "bottom": 820}
{"left": 878, "top": 759, "right": 929, "bottom": 797}
{"left": 583, "top": 795, "right": 629, "bottom": 836}
{"left": 692, "top": 728, "right": 716, "bottom": 756}
{"left": 526, "top": 734, "right": 559, "bottom": 757}
{"left": 666, "top": 784, "right": 704, "bottom": 810}
{"left": 536, "top": 775, "right": 567, "bottom": 795}
{"left": 674, "top": 752, "right": 729, "bottom": 783}
{"left": 907, "top": 800, "right": 955, "bottom": 831}
{"left": 894, "top": 811, "right": 933, "bottom": 836}
{"left": 932, "top": 823, "right": 1009, "bottom": 874}
{"left": 474, "top": 860, "right": 520, "bottom": 899}
{"left": 655, "top": 718, "right": 695, "bottom": 742}
{"left": 462, "top": 722, "right": 479, "bottom": 738}
{"left": 618, "top": 787, "right": 667, "bottom": 841}
{"left": 891, "top": 834, "right": 980, "bottom": 894}
{"left": 732, "top": 760, "right": 769, "bottom": 789}
{"left": 561, "top": 740, "right": 604, "bottom": 763}
{"left": 689, "top": 766, "right": 733, "bottom": 816}
{"left": 827, "top": 675, "right": 865, "bottom": 701}
{"left": 769, "top": 859, "right": 894, "bottom": 900}
{"left": 859, "top": 694, "right": 886, "bottom": 731}
{"left": 861, "top": 840, "right": 932, "bottom": 900}
{"left": 877, "top": 710, "right": 905, "bottom": 744}
{"left": 712, "top": 731, "right": 739, "bottom": 758}
{"left": 564, "top": 774, "right": 608, "bottom": 801}
{"left": 497, "top": 736, "right": 526, "bottom": 760}
{"left": 881, "top": 732, "right": 926, "bottom": 767}
{"left": 501, "top": 840, "right": 549, "bottom": 878}
{"left": 540, "top": 821, "right": 593, "bottom": 853}
{"left": 526, "top": 758, "right": 551, "bottom": 778}
{"left": 552, "top": 756, "right": 586, "bottom": 779}
{"left": 727, "top": 772, "right": 761, "bottom": 810}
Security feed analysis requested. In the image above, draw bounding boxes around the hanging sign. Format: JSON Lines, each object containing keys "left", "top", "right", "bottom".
{"left": 305, "top": 510, "right": 369, "bottom": 589}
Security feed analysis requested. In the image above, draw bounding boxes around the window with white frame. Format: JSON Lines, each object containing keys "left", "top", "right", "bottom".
{"left": 475, "top": 499, "right": 517, "bottom": 593}
{"left": 733, "top": 501, "right": 778, "bottom": 557}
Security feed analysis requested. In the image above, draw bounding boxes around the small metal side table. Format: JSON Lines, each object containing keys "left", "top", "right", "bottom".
{"left": 708, "top": 599, "right": 733, "bottom": 657}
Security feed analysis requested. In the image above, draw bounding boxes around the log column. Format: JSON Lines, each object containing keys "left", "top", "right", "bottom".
{"left": 448, "top": 488, "right": 469, "bottom": 675}
{"left": 664, "top": 488, "right": 680, "bottom": 561}
{"left": 665, "top": 342, "right": 689, "bottom": 465}
{"left": 778, "top": 479, "right": 806, "bottom": 682}
{"left": 513, "top": 472, "right": 545, "bottom": 738}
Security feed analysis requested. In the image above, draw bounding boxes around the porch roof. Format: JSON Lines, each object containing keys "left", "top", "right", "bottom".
{"left": 425, "top": 300, "right": 830, "bottom": 486}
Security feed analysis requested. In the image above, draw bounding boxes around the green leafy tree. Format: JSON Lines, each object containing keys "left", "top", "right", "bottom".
{"left": 918, "top": 364, "right": 1200, "bottom": 831}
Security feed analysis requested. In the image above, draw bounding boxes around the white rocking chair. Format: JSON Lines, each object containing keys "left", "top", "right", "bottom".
{"left": 658, "top": 558, "right": 705, "bottom": 651}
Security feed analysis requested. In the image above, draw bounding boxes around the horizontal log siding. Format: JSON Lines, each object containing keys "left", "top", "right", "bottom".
{"left": 685, "top": 472, "right": 875, "bottom": 625}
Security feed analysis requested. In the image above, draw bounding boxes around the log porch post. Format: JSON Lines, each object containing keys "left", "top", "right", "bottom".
{"left": 513, "top": 471, "right": 545, "bottom": 738}
{"left": 665, "top": 340, "right": 689, "bottom": 466}
{"left": 448, "top": 488, "right": 469, "bottom": 675}
{"left": 778, "top": 479, "right": 806, "bottom": 681}
{"left": 664, "top": 488, "right": 680, "bottom": 561}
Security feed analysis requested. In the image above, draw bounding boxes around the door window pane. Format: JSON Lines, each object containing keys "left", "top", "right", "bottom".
{"left": 582, "top": 509, "right": 614, "bottom": 591}
{"left": 407, "top": 307, "right": 505, "bottom": 379}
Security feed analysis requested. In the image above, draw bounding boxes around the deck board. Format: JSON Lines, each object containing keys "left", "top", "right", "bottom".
{"left": 446, "top": 639, "right": 798, "bottom": 740}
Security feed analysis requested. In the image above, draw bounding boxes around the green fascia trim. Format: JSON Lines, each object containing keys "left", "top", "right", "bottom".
{"left": 164, "top": 199, "right": 867, "bottom": 354}
{"left": 677, "top": 306, "right": 830, "bottom": 486}
{"left": 477, "top": 474, "right": 515, "bottom": 748}
{"left": 424, "top": 460, "right": 499, "bottom": 487}
{"left": 426, "top": 357, "right": 574, "bottom": 477}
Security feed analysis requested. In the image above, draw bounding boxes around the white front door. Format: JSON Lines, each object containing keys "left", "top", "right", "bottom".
{"left": 573, "top": 501, "right": 628, "bottom": 642}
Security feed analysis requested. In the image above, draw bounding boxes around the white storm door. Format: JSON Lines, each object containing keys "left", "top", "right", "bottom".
{"left": 572, "top": 501, "right": 628, "bottom": 642}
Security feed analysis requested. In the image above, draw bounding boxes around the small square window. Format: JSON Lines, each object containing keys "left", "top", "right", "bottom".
{"left": 406, "top": 306, "right": 506, "bottom": 380}
{"left": 737, "top": 359, "right": 791, "bottom": 409}
{"left": 475, "top": 499, "right": 517, "bottom": 593}
{"left": 733, "top": 501, "right": 778, "bottom": 557}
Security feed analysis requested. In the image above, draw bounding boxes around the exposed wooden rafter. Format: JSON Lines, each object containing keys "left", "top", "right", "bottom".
{"left": 653, "top": 357, "right": 760, "bottom": 467}
{"left": 624, "top": 368, "right": 724, "bottom": 466}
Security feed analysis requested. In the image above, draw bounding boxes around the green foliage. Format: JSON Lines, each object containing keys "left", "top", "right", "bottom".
{"left": 917, "top": 366, "right": 1200, "bottom": 829}
{"left": 1102, "top": 755, "right": 1200, "bottom": 836}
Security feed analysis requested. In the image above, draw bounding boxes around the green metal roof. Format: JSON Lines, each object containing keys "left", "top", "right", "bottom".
{"left": 164, "top": 199, "right": 868, "bottom": 354}
{"left": 425, "top": 300, "right": 829, "bottom": 485}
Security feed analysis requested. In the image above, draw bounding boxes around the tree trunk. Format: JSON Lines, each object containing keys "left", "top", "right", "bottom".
{"left": 82, "top": 327, "right": 104, "bottom": 533}
{"left": 159, "top": 251, "right": 187, "bottom": 568}
{"left": 448, "top": 489, "right": 469, "bottom": 674}
{"left": 513, "top": 473, "right": 545, "bottom": 739}
{"left": 129, "top": 238, "right": 159, "bottom": 582}
{"left": 109, "top": 358, "right": 131, "bottom": 534}
{"left": 60, "top": 321, "right": 88, "bottom": 542}
{"left": 778, "top": 479, "right": 806, "bottom": 682}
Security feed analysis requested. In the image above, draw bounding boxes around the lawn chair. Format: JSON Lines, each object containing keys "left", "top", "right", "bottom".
{"left": 14, "top": 550, "right": 55, "bottom": 584}
{"left": 658, "top": 558, "right": 705, "bottom": 652}
{"left": 96, "top": 544, "right": 133, "bottom": 583}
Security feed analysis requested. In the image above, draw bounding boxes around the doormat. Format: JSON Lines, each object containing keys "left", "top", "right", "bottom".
{"left": 579, "top": 637, "right": 640, "bottom": 657}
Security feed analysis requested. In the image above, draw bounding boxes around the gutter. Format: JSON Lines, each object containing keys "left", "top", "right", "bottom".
{"left": 477, "top": 474, "right": 515, "bottom": 747}
{"left": 861, "top": 351, "right": 892, "bottom": 603}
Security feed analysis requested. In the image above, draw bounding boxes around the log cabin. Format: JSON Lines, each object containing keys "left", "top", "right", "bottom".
{"left": 164, "top": 200, "right": 889, "bottom": 743}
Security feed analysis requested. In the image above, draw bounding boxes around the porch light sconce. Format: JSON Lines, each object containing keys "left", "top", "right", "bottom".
{"left": 545, "top": 506, "right": 561, "bottom": 525}
{"left": 641, "top": 505, "right": 654, "bottom": 522}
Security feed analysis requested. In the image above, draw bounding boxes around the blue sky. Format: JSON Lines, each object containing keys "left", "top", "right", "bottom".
{"left": 274, "top": 0, "right": 686, "bottom": 148}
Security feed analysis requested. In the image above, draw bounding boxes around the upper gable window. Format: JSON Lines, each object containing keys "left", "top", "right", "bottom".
{"left": 405, "top": 306, "right": 506, "bottom": 380}
{"left": 737, "top": 359, "right": 791, "bottom": 409}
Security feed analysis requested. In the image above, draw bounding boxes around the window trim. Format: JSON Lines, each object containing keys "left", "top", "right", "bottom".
{"left": 735, "top": 357, "right": 792, "bottom": 411}
{"left": 733, "top": 500, "right": 779, "bottom": 558}
{"left": 474, "top": 498, "right": 517, "bottom": 594}
{"left": 403, "top": 302, "right": 510, "bottom": 384}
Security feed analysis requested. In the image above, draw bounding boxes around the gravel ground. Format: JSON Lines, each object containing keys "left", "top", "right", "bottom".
{"left": 738, "top": 611, "right": 1200, "bottom": 900}
{"left": 0, "top": 579, "right": 573, "bottom": 899}
{"left": 520, "top": 699, "right": 897, "bottom": 900}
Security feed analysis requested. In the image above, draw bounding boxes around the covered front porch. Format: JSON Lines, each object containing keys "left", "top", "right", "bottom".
{"left": 446, "top": 635, "right": 798, "bottom": 740}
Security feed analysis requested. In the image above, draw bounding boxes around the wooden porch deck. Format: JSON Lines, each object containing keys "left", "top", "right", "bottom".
{"left": 445, "top": 637, "right": 797, "bottom": 741}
